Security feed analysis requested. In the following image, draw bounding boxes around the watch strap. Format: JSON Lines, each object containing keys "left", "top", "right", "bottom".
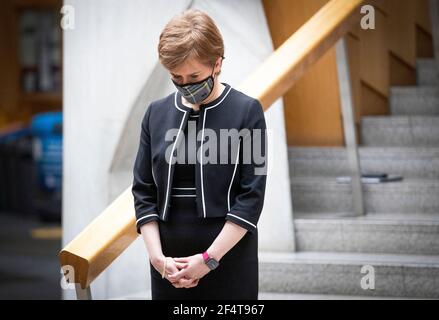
{"left": 202, "top": 251, "right": 210, "bottom": 262}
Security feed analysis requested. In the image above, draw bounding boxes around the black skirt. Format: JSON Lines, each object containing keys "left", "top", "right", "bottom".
{"left": 150, "top": 195, "right": 259, "bottom": 300}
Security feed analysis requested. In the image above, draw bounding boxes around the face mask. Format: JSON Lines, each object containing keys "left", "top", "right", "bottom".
{"left": 172, "top": 66, "right": 216, "bottom": 105}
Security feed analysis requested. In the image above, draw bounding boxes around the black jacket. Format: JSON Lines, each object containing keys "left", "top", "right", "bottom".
{"left": 132, "top": 82, "right": 267, "bottom": 234}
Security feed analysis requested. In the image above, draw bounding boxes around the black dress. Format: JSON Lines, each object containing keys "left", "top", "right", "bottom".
{"left": 149, "top": 108, "right": 259, "bottom": 300}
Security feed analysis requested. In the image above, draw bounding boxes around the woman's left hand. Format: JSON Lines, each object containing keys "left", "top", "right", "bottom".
{"left": 169, "top": 254, "right": 211, "bottom": 283}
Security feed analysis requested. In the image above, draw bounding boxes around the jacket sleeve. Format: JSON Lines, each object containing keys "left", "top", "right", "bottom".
{"left": 132, "top": 103, "right": 160, "bottom": 234}
{"left": 225, "top": 99, "right": 268, "bottom": 234}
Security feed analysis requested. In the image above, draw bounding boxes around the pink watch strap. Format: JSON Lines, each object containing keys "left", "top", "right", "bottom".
{"left": 202, "top": 251, "right": 209, "bottom": 262}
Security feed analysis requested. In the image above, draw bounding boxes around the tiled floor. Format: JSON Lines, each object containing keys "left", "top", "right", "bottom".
{"left": 0, "top": 212, "right": 61, "bottom": 299}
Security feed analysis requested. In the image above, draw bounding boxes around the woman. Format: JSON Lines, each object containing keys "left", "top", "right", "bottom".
{"left": 132, "top": 9, "right": 267, "bottom": 300}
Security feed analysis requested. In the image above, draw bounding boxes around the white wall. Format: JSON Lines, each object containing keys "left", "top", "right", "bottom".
{"left": 63, "top": 0, "right": 293, "bottom": 299}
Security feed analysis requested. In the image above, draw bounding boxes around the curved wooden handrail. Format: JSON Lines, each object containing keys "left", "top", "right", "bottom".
{"left": 59, "top": 0, "right": 363, "bottom": 292}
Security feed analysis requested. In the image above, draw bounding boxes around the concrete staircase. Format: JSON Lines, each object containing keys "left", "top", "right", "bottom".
{"left": 121, "top": 60, "right": 439, "bottom": 300}
{"left": 261, "top": 58, "right": 439, "bottom": 299}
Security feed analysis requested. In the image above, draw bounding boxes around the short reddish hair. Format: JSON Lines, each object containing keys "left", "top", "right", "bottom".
{"left": 158, "top": 9, "right": 225, "bottom": 72}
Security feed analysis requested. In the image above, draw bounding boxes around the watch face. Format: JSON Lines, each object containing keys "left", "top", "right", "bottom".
{"left": 206, "top": 258, "right": 219, "bottom": 270}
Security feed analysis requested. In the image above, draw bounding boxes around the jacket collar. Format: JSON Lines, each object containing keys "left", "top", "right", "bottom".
{"left": 174, "top": 82, "right": 232, "bottom": 112}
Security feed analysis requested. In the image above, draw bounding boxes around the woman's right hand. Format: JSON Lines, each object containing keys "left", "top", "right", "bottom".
{"left": 151, "top": 255, "right": 199, "bottom": 288}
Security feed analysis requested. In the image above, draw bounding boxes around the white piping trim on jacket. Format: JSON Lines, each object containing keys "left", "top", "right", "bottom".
{"left": 151, "top": 166, "right": 157, "bottom": 187}
{"left": 136, "top": 213, "right": 159, "bottom": 225}
{"left": 200, "top": 86, "right": 233, "bottom": 218}
{"left": 164, "top": 101, "right": 188, "bottom": 220}
{"left": 227, "top": 142, "right": 240, "bottom": 211}
{"left": 226, "top": 213, "right": 257, "bottom": 229}
{"left": 174, "top": 92, "right": 187, "bottom": 112}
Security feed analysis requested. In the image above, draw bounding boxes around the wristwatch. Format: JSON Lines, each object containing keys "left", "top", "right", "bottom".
{"left": 202, "top": 251, "right": 219, "bottom": 270}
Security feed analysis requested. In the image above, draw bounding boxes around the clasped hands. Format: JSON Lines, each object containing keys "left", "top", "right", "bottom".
{"left": 152, "top": 253, "right": 211, "bottom": 289}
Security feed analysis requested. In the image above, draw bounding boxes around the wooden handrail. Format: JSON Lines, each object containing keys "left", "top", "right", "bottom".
{"left": 238, "top": 0, "right": 363, "bottom": 109}
{"left": 59, "top": 187, "right": 137, "bottom": 289}
{"left": 59, "top": 0, "right": 363, "bottom": 294}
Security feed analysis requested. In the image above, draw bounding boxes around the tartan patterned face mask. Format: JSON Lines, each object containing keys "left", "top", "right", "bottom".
{"left": 172, "top": 66, "right": 215, "bottom": 105}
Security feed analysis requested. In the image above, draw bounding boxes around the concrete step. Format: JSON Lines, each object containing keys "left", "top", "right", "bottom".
{"left": 259, "top": 251, "right": 439, "bottom": 298}
{"left": 288, "top": 147, "right": 439, "bottom": 179}
{"left": 417, "top": 59, "right": 439, "bottom": 86}
{"left": 390, "top": 86, "right": 439, "bottom": 115}
{"left": 361, "top": 116, "right": 439, "bottom": 146}
{"left": 294, "top": 213, "right": 439, "bottom": 255}
{"left": 258, "top": 292, "right": 424, "bottom": 300}
{"left": 291, "top": 177, "right": 439, "bottom": 214}
{"left": 113, "top": 290, "right": 425, "bottom": 300}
